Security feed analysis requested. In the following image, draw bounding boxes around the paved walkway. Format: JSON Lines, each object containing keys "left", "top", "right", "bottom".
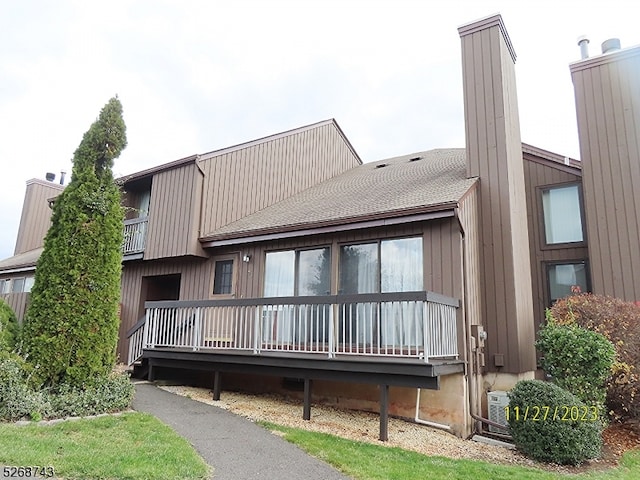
{"left": 132, "top": 382, "right": 351, "bottom": 480}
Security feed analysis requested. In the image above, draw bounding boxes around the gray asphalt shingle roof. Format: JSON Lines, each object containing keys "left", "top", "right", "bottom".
{"left": 202, "top": 148, "right": 477, "bottom": 241}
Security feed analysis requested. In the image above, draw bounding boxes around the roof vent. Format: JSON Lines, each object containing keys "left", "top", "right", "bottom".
{"left": 375, "top": 163, "right": 388, "bottom": 169}
{"left": 577, "top": 35, "right": 590, "bottom": 59}
{"left": 408, "top": 156, "right": 423, "bottom": 162}
{"left": 601, "top": 38, "right": 621, "bottom": 54}
{"left": 45, "top": 172, "right": 55, "bottom": 182}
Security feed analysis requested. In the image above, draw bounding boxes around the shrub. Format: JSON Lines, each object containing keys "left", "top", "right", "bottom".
{"left": 536, "top": 312, "right": 615, "bottom": 408}
{"left": 549, "top": 294, "right": 640, "bottom": 422}
{"left": 0, "top": 352, "right": 50, "bottom": 421}
{"left": 508, "top": 380, "right": 602, "bottom": 465}
{"left": 49, "top": 372, "right": 135, "bottom": 417}
{"left": 0, "top": 352, "right": 134, "bottom": 422}
{"left": 0, "top": 300, "right": 19, "bottom": 351}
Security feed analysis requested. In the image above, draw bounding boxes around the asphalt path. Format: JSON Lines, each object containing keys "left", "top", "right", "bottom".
{"left": 132, "top": 381, "right": 351, "bottom": 480}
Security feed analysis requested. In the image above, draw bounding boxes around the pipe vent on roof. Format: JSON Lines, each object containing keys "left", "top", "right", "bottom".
{"left": 577, "top": 35, "right": 590, "bottom": 59}
{"left": 375, "top": 163, "right": 388, "bottom": 169}
{"left": 601, "top": 38, "right": 621, "bottom": 54}
{"left": 408, "top": 156, "right": 423, "bottom": 162}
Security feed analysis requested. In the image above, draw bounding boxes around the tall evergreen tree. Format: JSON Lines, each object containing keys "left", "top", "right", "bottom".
{"left": 23, "top": 97, "right": 127, "bottom": 387}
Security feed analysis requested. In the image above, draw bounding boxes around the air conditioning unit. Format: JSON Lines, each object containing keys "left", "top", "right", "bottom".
{"left": 487, "top": 390, "right": 510, "bottom": 433}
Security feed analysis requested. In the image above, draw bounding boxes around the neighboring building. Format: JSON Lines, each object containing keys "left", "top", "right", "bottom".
{"left": 1, "top": 14, "right": 638, "bottom": 439}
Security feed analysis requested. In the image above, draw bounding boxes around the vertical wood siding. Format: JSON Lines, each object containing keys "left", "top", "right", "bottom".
{"left": 523, "top": 157, "right": 587, "bottom": 330}
{"left": 14, "top": 180, "right": 63, "bottom": 255}
{"left": 571, "top": 48, "right": 640, "bottom": 302}
{"left": 0, "top": 292, "right": 29, "bottom": 322}
{"left": 118, "top": 257, "right": 211, "bottom": 360}
{"left": 459, "top": 16, "right": 536, "bottom": 373}
{"left": 145, "top": 164, "right": 206, "bottom": 260}
{"left": 457, "top": 185, "right": 482, "bottom": 328}
{"left": 199, "top": 123, "right": 360, "bottom": 235}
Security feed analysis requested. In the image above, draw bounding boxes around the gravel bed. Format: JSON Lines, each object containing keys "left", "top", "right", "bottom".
{"left": 157, "top": 385, "right": 584, "bottom": 473}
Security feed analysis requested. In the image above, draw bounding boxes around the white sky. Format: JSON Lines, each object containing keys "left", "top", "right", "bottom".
{"left": 1, "top": 0, "right": 637, "bottom": 260}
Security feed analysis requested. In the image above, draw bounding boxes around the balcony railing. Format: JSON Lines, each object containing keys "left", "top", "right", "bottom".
{"left": 128, "top": 291, "right": 459, "bottom": 365}
{"left": 123, "top": 217, "right": 148, "bottom": 255}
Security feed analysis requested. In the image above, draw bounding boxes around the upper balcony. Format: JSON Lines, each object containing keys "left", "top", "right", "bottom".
{"left": 122, "top": 216, "right": 148, "bottom": 258}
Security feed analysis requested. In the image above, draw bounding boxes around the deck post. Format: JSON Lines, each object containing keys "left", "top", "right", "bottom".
{"left": 212, "top": 371, "right": 222, "bottom": 400}
{"left": 148, "top": 359, "right": 155, "bottom": 382}
{"left": 303, "top": 378, "right": 313, "bottom": 420}
{"left": 380, "top": 384, "right": 389, "bottom": 441}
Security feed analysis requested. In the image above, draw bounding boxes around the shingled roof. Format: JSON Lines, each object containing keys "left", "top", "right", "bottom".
{"left": 201, "top": 148, "right": 477, "bottom": 244}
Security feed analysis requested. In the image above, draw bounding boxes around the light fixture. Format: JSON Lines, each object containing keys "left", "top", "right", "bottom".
{"left": 242, "top": 254, "right": 251, "bottom": 263}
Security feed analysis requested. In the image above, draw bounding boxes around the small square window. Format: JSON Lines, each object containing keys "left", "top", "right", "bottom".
{"left": 542, "top": 184, "right": 584, "bottom": 244}
{"left": 213, "top": 260, "right": 234, "bottom": 295}
{"left": 0, "top": 279, "right": 9, "bottom": 294}
{"left": 24, "top": 277, "right": 35, "bottom": 293}
{"left": 11, "top": 278, "right": 25, "bottom": 294}
{"left": 547, "top": 262, "right": 589, "bottom": 305}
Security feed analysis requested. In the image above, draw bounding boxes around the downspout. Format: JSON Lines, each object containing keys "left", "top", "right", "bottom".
{"left": 415, "top": 388, "right": 451, "bottom": 431}
{"left": 455, "top": 207, "right": 482, "bottom": 434}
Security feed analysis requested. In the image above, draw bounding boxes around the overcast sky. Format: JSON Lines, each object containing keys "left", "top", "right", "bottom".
{"left": 1, "top": 0, "right": 637, "bottom": 260}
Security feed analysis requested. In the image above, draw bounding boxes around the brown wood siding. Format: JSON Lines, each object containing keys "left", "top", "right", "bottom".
{"left": 199, "top": 123, "right": 360, "bottom": 235}
{"left": 523, "top": 156, "right": 587, "bottom": 330}
{"left": 145, "top": 164, "right": 206, "bottom": 260}
{"left": 457, "top": 185, "right": 482, "bottom": 328}
{"left": 14, "top": 180, "right": 63, "bottom": 255}
{"left": 0, "top": 292, "right": 29, "bottom": 322}
{"left": 118, "top": 257, "right": 211, "bottom": 360}
{"left": 221, "top": 222, "right": 461, "bottom": 300}
{"left": 571, "top": 47, "right": 640, "bottom": 302}
{"left": 459, "top": 16, "right": 536, "bottom": 373}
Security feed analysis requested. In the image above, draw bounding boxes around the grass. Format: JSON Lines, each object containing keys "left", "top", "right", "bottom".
{"left": 0, "top": 412, "right": 210, "bottom": 480}
{"left": 262, "top": 422, "right": 640, "bottom": 480}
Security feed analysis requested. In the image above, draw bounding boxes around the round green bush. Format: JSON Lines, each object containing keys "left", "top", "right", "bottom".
{"left": 536, "top": 316, "right": 615, "bottom": 408}
{"left": 508, "top": 380, "right": 603, "bottom": 465}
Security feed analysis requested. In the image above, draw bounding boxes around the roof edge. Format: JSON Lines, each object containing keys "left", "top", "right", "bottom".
{"left": 198, "top": 119, "right": 361, "bottom": 163}
{"left": 200, "top": 203, "right": 458, "bottom": 246}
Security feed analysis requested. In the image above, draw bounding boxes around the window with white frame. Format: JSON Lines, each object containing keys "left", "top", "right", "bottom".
{"left": 542, "top": 184, "right": 584, "bottom": 245}
{"left": 0, "top": 279, "right": 9, "bottom": 294}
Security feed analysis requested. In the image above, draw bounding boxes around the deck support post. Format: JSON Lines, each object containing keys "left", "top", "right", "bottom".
{"left": 148, "top": 360, "right": 155, "bottom": 382}
{"left": 212, "top": 371, "right": 222, "bottom": 400}
{"left": 303, "top": 378, "right": 313, "bottom": 420}
{"left": 380, "top": 384, "right": 389, "bottom": 441}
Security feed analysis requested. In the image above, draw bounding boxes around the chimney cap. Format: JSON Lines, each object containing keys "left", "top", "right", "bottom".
{"left": 601, "top": 38, "right": 621, "bottom": 54}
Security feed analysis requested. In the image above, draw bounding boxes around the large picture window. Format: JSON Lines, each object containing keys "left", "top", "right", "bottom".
{"left": 263, "top": 248, "right": 331, "bottom": 344}
{"left": 547, "top": 261, "right": 589, "bottom": 305}
{"left": 542, "top": 184, "right": 584, "bottom": 245}
{"left": 339, "top": 237, "right": 423, "bottom": 347}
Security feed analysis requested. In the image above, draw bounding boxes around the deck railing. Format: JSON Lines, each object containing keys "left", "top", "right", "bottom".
{"left": 122, "top": 217, "right": 148, "bottom": 254}
{"left": 127, "top": 291, "right": 459, "bottom": 365}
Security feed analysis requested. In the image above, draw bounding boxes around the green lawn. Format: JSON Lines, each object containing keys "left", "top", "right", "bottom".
{"left": 262, "top": 422, "right": 640, "bottom": 480}
{"left": 0, "top": 412, "right": 210, "bottom": 480}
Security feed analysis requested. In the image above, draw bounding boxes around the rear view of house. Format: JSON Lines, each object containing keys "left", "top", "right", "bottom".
{"left": 2, "top": 13, "right": 639, "bottom": 440}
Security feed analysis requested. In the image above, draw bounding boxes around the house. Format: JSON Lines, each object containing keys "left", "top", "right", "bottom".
{"left": 1, "top": 14, "right": 638, "bottom": 440}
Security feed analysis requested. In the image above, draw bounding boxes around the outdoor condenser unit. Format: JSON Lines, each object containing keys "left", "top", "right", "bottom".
{"left": 487, "top": 390, "right": 510, "bottom": 433}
